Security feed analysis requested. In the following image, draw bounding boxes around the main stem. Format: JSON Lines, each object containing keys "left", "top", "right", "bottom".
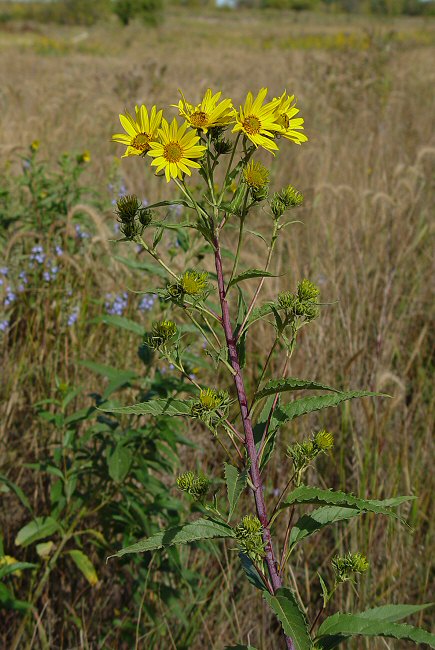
{"left": 213, "top": 234, "right": 294, "bottom": 650}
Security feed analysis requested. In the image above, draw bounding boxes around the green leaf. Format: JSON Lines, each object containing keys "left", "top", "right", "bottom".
{"left": 114, "top": 255, "right": 169, "bottom": 279}
{"left": 316, "top": 612, "right": 435, "bottom": 648}
{"left": 254, "top": 377, "right": 342, "bottom": 403}
{"left": 0, "top": 583, "right": 31, "bottom": 612}
{"left": 356, "top": 603, "right": 434, "bottom": 623}
{"left": 99, "top": 397, "right": 193, "bottom": 417}
{"left": 238, "top": 552, "right": 267, "bottom": 592}
{"left": 108, "top": 518, "right": 235, "bottom": 558}
{"left": 107, "top": 443, "right": 133, "bottom": 483}
{"left": 281, "top": 486, "right": 414, "bottom": 524}
{"left": 264, "top": 587, "right": 312, "bottom": 650}
{"left": 253, "top": 395, "right": 281, "bottom": 469}
{"left": 67, "top": 550, "right": 99, "bottom": 586}
{"left": 91, "top": 314, "right": 144, "bottom": 336}
{"left": 79, "top": 360, "right": 137, "bottom": 382}
{"left": 225, "top": 645, "right": 258, "bottom": 650}
{"left": 228, "top": 269, "right": 277, "bottom": 289}
{"left": 224, "top": 463, "right": 247, "bottom": 521}
{"left": 275, "top": 390, "right": 386, "bottom": 424}
{"left": 15, "top": 517, "right": 60, "bottom": 547}
{"left": 0, "top": 562, "right": 38, "bottom": 580}
{"left": 0, "top": 474, "right": 32, "bottom": 512}
{"left": 243, "top": 302, "right": 275, "bottom": 331}
{"left": 289, "top": 506, "right": 362, "bottom": 547}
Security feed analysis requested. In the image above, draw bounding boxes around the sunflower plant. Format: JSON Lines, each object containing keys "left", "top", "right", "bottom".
{"left": 104, "top": 88, "right": 434, "bottom": 649}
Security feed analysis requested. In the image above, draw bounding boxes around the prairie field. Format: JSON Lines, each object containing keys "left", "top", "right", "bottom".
{"left": 0, "top": 6, "right": 434, "bottom": 650}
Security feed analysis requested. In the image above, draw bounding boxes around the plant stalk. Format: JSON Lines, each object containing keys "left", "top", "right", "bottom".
{"left": 213, "top": 233, "right": 294, "bottom": 650}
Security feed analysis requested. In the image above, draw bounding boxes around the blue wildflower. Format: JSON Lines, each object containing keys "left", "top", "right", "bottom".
{"left": 0, "top": 319, "right": 9, "bottom": 332}
{"left": 138, "top": 294, "right": 157, "bottom": 312}
{"left": 67, "top": 306, "right": 79, "bottom": 326}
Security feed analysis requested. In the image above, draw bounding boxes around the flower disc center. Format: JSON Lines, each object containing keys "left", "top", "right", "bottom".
{"left": 243, "top": 115, "right": 261, "bottom": 135}
{"left": 164, "top": 142, "right": 183, "bottom": 162}
{"left": 190, "top": 111, "right": 208, "bottom": 128}
{"left": 132, "top": 133, "right": 151, "bottom": 151}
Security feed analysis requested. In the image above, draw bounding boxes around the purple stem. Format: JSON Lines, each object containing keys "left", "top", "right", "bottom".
{"left": 213, "top": 235, "right": 295, "bottom": 650}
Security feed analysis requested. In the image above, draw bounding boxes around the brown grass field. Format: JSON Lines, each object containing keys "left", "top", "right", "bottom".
{"left": 0, "top": 6, "right": 434, "bottom": 649}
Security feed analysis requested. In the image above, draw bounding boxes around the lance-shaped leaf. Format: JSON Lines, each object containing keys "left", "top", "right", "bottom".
{"left": 108, "top": 518, "right": 235, "bottom": 558}
{"left": 316, "top": 612, "right": 435, "bottom": 649}
{"left": 280, "top": 486, "right": 415, "bottom": 524}
{"left": 15, "top": 517, "right": 60, "bottom": 547}
{"left": 274, "top": 390, "right": 386, "bottom": 424}
{"left": 288, "top": 496, "right": 414, "bottom": 547}
{"left": 253, "top": 377, "right": 342, "bottom": 403}
{"left": 114, "top": 255, "right": 169, "bottom": 279}
{"left": 99, "top": 397, "right": 193, "bottom": 417}
{"left": 264, "top": 587, "right": 312, "bottom": 650}
{"left": 91, "top": 314, "right": 144, "bottom": 336}
{"left": 228, "top": 269, "right": 278, "bottom": 289}
{"left": 224, "top": 463, "right": 247, "bottom": 521}
{"left": 238, "top": 552, "right": 267, "bottom": 592}
{"left": 68, "top": 550, "right": 99, "bottom": 586}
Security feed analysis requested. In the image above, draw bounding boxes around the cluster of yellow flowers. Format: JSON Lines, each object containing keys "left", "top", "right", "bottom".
{"left": 112, "top": 88, "right": 307, "bottom": 183}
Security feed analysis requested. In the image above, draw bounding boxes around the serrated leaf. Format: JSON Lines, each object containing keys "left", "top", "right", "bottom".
{"left": 107, "top": 443, "right": 132, "bottom": 483}
{"left": 264, "top": 587, "right": 312, "bottom": 650}
{"left": 356, "top": 603, "right": 434, "bottom": 622}
{"left": 99, "top": 398, "right": 193, "bottom": 417}
{"left": 289, "top": 506, "right": 362, "bottom": 547}
{"left": 254, "top": 377, "right": 342, "bottom": 403}
{"left": 281, "top": 486, "right": 414, "bottom": 524}
{"left": 238, "top": 552, "right": 267, "bottom": 592}
{"left": 91, "top": 314, "right": 144, "bottom": 336}
{"left": 275, "top": 390, "right": 386, "bottom": 424}
{"left": 15, "top": 517, "right": 60, "bottom": 547}
{"left": 224, "top": 463, "right": 247, "bottom": 521}
{"left": 228, "top": 269, "right": 277, "bottom": 289}
{"left": 108, "top": 518, "right": 235, "bottom": 558}
{"left": 68, "top": 550, "right": 99, "bottom": 586}
{"left": 316, "top": 612, "right": 435, "bottom": 648}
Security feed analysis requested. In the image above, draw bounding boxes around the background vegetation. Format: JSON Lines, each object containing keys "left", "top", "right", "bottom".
{"left": 0, "top": 3, "right": 434, "bottom": 649}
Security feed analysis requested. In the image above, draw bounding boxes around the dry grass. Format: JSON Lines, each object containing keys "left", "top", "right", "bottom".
{"left": 0, "top": 7, "right": 434, "bottom": 649}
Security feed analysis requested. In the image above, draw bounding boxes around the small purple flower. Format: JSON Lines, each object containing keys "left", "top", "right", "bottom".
{"left": 4, "top": 287, "right": 16, "bottom": 306}
{"left": 138, "top": 294, "right": 157, "bottom": 312}
{"left": 22, "top": 159, "right": 31, "bottom": 170}
{"left": 50, "top": 264, "right": 59, "bottom": 276}
{"left": 43, "top": 271, "right": 51, "bottom": 282}
{"left": 0, "top": 279, "right": 3, "bottom": 287}
{"left": 30, "top": 245, "right": 45, "bottom": 265}
{"left": 169, "top": 363, "right": 175, "bottom": 371}
{"left": 0, "top": 319, "right": 9, "bottom": 332}
{"left": 105, "top": 292, "right": 128, "bottom": 316}
{"left": 118, "top": 183, "right": 127, "bottom": 198}
{"left": 188, "top": 373, "right": 196, "bottom": 381}
{"left": 113, "top": 222, "right": 120, "bottom": 234}
{"left": 0, "top": 267, "right": 8, "bottom": 276}
{"left": 67, "top": 306, "right": 79, "bottom": 326}
{"left": 54, "top": 245, "right": 63, "bottom": 256}
{"left": 75, "top": 224, "right": 90, "bottom": 240}
{"left": 19, "top": 271, "right": 28, "bottom": 282}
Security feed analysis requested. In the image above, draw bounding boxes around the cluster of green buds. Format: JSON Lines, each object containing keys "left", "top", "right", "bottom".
{"left": 176, "top": 471, "right": 210, "bottom": 501}
{"left": 211, "top": 127, "right": 233, "bottom": 155}
{"left": 277, "top": 278, "right": 320, "bottom": 325}
{"left": 167, "top": 270, "right": 209, "bottom": 302}
{"left": 145, "top": 320, "right": 177, "bottom": 350}
{"left": 190, "top": 388, "right": 231, "bottom": 430}
{"left": 270, "top": 184, "right": 303, "bottom": 219}
{"left": 286, "top": 429, "right": 334, "bottom": 482}
{"left": 332, "top": 552, "right": 369, "bottom": 584}
{"left": 115, "top": 194, "right": 152, "bottom": 240}
{"left": 234, "top": 514, "right": 266, "bottom": 564}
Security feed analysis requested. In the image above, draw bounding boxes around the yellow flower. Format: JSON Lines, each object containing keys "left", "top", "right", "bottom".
{"left": 30, "top": 140, "right": 40, "bottom": 152}
{"left": 174, "top": 88, "right": 235, "bottom": 133}
{"left": 273, "top": 92, "right": 308, "bottom": 145}
{"left": 232, "top": 88, "right": 282, "bottom": 155}
{"left": 0, "top": 555, "right": 22, "bottom": 577}
{"left": 112, "top": 104, "right": 163, "bottom": 158}
{"left": 147, "top": 118, "right": 206, "bottom": 182}
{"left": 243, "top": 160, "right": 270, "bottom": 189}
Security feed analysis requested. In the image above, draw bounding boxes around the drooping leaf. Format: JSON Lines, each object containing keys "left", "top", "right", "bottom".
{"left": 0, "top": 474, "right": 32, "bottom": 512}
{"left": 253, "top": 395, "right": 281, "bottom": 469}
{"left": 228, "top": 269, "right": 277, "bottom": 289}
{"left": 264, "top": 587, "right": 312, "bottom": 650}
{"left": 67, "top": 550, "right": 99, "bottom": 586}
{"left": 224, "top": 463, "right": 247, "bottom": 521}
{"left": 91, "top": 314, "right": 144, "bottom": 336}
{"left": 107, "top": 443, "right": 133, "bottom": 483}
{"left": 15, "top": 517, "right": 60, "bottom": 547}
{"left": 280, "top": 486, "right": 414, "bottom": 524}
{"left": 108, "top": 518, "right": 235, "bottom": 558}
{"left": 254, "top": 378, "right": 342, "bottom": 403}
{"left": 238, "top": 552, "right": 267, "bottom": 592}
{"left": 274, "top": 390, "right": 387, "bottom": 424}
{"left": 316, "top": 612, "right": 435, "bottom": 648}
{"left": 0, "top": 562, "right": 38, "bottom": 580}
{"left": 99, "top": 398, "right": 193, "bottom": 417}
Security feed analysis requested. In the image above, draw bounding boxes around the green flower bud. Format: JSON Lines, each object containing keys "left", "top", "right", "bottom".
{"left": 146, "top": 320, "right": 177, "bottom": 349}
{"left": 297, "top": 278, "right": 320, "bottom": 302}
{"left": 213, "top": 137, "right": 233, "bottom": 155}
{"left": 243, "top": 160, "right": 270, "bottom": 191}
{"left": 271, "top": 195, "right": 286, "bottom": 219}
{"left": 176, "top": 471, "right": 210, "bottom": 501}
{"left": 278, "top": 185, "right": 304, "bottom": 208}
{"left": 332, "top": 552, "right": 369, "bottom": 584}
{"left": 235, "top": 514, "right": 265, "bottom": 563}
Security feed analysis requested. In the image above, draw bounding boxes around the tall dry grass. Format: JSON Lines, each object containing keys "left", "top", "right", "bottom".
{"left": 0, "top": 7, "right": 434, "bottom": 648}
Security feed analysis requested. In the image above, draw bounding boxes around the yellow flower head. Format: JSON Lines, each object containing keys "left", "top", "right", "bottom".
{"left": 112, "top": 104, "right": 163, "bottom": 158}
{"left": 147, "top": 118, "right": 206, "bottom": 183}
{"left": 232, "top": 88, "right": 282, "bottom": 155}
{"left": 174, "top": 89, "right": 235, "bottom": 133}
{"left": 273, "top": 92, "right": 308, "bottom": 145}
{"left": 0, "top": 555, "right": 22, "bottom": 577}
{"left": 243, "top": 160, "right": 270, "bottom": 189}
{"left": 180, "top": 270, "right": 208, "bottom": 296}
